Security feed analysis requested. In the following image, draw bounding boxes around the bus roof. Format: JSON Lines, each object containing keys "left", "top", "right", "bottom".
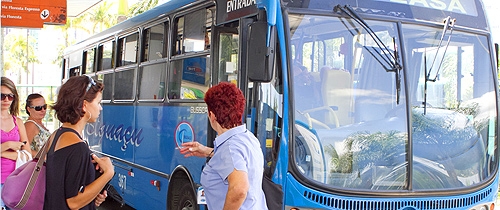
{"left": 64, "top": 0, "right": 199, "bottom": 54}
{"left": 283, "top": 0, "right": 489, "bottom": 31}
{"left": 65, "top": 0, "right": 490, "bottom": 55}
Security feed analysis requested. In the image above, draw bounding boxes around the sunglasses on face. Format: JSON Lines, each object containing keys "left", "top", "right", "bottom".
{"left": 29, "top": 104, "right": 47, "bottom": 111}
{"left": 1, "top": 93, "right": 15, "bottom": 101}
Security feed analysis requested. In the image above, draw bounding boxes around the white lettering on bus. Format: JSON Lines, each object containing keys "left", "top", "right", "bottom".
{"left": 389, "top": 0, "right": 466, "bottom": 14}
{"left": 86, "top": 120, "right": 144, "bottom": 151}
{"left": 226, "top": 0, "right": 256, "bottom": 13}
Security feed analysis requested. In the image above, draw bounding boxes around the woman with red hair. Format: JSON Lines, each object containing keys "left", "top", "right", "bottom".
{"left": 180, "top": 82, "right": 268, "bottom": 210}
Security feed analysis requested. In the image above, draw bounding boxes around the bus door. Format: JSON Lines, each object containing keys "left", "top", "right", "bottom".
{"left": 212, "top": 17, "right": 282, "bottom": 178}
{"left": 209, "top": 23, "right": 240, "bottom": 147}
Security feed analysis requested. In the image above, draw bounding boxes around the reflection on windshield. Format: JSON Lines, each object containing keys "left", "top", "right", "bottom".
{"left": 290, "top": 14, "right": 497, "bottom": 192}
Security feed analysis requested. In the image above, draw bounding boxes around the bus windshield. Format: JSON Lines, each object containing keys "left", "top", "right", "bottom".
{"left": 290, "top": 13, "right": 497, "bottom": 191}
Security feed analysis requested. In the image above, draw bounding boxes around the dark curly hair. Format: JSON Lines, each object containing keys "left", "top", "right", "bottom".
{"left": 52, "top": 76, "right": 104, "bottom": 124}
{"left": 25, "top": 93, "right": 44, "bottom": 116}
{"left": 204, "top": 82, "right": 245, "bottom": 128}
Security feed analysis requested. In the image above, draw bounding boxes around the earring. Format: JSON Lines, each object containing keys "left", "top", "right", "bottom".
{"left": 87, "top": 112, "right": 92, "bottom": 121}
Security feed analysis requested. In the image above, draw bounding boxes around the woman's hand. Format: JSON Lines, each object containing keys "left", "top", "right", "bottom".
{"left": 91, "top": 154, "right": 115, "bottom": 180}
{"left": 10, "top": 141, "right": 26, "bottom": 151}
{"left": 94, "top": 190, "right": 107, "bottom": 207}
{"left": 179, "top": 142, "right": 213, "bottom": 158}
{"left": 0, "top": 141, "right": 26, "bottom": 159}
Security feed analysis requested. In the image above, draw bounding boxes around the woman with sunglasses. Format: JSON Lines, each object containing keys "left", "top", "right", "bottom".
{"left": 24, "top": 93, "right": 51, "bottom": 156}
{"left": 44, "top": 75, "right": 113, "bottom": 210}
{"left": 1, "top": 77, "right": 31, "bottom": 210}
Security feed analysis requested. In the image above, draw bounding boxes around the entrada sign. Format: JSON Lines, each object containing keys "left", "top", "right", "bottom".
{"left": 216, "top": 0, "right": 258, "bottom": 25}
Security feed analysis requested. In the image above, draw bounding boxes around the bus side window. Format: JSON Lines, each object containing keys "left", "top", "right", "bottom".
{"left": 98, "top": 41, "right": 115, "bottom": 71}
{"left": 97, "top": 40, "right": 115, "bottom": 101}
{"left": 139, "top": 22, "right": 167, "bottom": 100}
{"left": 98, "top": 72, "right": 113, "bottom": 101}
{"left": 168, "top": 7, "right": 213, "bottom": 100}
{"left": 83, "top": 48, "right": 95, "bottom": 74}
{"left": 117, "top": 32, "right": 138, "bottom": 67}
{"left": 115, "top": 69, "right": 135, "bottom": 100}
{"left": 139, "top": 63, "right": 167, "bottom": 100}
{"left": 173, "top": 9, "right": 209, "bottom": 55}
{"left": 143, "top": 23, "right": 165, "bottom": 62}
{"left": 168, "top": 57, "right": 210, "bottom": 100}
{"left": 69, "top": 67, "right": 80, "bottom": 77}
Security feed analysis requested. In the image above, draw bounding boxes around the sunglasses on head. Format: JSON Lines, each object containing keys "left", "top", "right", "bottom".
{"left": 29, "top": 104, "right": 47, "bottom": 111}
{"left": 86, "top": 75, "right": 96, "bottom": 92}
{"left": 1, "top": 93, "right": 15, "bottom": 101}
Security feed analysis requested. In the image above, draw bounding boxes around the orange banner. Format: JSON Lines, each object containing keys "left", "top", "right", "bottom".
{"left": 1, "top": 0, "right": 67, "bottom": 28}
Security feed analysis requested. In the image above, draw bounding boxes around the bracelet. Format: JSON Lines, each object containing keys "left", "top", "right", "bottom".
{"left": 207, "top": 149, "right": 214, "bottom": 157}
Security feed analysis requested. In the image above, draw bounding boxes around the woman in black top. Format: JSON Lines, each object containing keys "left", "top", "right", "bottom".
{"left": 44, "top": 76, "right": 114, "bottom": 210}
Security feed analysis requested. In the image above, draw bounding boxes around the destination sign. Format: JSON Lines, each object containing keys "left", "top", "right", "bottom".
{"left": 1, "top": 0, "right": 67, "bottom": 28}
{"left": 377, "top": 0, "right": 477, "bottom": 16}
{"left": 216, "top": 0, "right": 259, "bottom": 25}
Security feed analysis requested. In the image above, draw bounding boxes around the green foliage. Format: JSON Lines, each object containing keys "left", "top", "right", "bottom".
{"left": 87, "top": 1, "right": 117, "bottom": 34}
{"left": 129, "top": 0, "right": 159, "bottom": 17}
{"left": 3, "top": 31, "right": 40, "bottom": 77}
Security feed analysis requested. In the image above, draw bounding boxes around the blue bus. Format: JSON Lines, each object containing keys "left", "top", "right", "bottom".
{"left": 62, "top": 0, "right": 500, "bottom": 209}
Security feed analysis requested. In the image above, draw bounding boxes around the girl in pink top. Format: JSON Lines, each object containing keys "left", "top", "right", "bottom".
{"left": 1, "top": 77, "right": 31, "bottom": 209}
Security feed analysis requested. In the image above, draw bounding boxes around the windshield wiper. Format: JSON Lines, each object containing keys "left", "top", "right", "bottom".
{"left": 423, "top": 16, "right": 456, "bottom": 114}
{"left": 334, "top": 5, "right": 403, "bottom": 103}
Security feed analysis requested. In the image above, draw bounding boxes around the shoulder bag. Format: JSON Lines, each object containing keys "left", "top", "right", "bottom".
{"left": 1, "top": 132, "right": 54, "bottom": 210}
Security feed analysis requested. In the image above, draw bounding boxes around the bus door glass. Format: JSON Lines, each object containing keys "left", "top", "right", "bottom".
{"left": 213, "top": 25, "right": 239, "bottom": 85}
{"left": 212, "top": 21, "right": 281, "bottom": 174}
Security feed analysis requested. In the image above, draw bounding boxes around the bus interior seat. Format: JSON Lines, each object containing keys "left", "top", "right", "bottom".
{"left": 321, "top": 69, "right": 353, "bottom": 126}
{"left": 309, "top": 71, "right": 321, "bottom": 83}
{"left": 352, "top": 48, "right": 396, "bottom": 123}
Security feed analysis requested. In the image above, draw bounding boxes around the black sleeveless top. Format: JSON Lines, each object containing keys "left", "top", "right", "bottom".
{"left": 44, "top": 127, "right": 96, "bottom": 210}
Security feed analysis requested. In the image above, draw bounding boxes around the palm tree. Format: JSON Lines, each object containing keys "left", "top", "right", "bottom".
{"left": 88, "top": 1, "right": 116, "bottom": 34}
{"left": 3, "top": 31, "right": 39, "bottom": 82}
{"left": 51, "top": 15, "right": 90, "bottom": 65}
{"left": 129, "top": 0, "right": 159, "bottom": 17}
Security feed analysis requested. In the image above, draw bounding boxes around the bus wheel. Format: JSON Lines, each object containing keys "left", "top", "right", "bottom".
{"left": 168, "top": 179, "right": 198, "bottom": 210}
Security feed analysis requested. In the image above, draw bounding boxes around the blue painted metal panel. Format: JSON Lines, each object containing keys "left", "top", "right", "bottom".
{"left": 85, "top": 103, "right": 208, "bottom": 209}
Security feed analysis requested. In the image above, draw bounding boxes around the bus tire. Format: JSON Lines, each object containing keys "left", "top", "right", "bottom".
{"left": 167, "top": 178, "right": 198, "bottom": 210}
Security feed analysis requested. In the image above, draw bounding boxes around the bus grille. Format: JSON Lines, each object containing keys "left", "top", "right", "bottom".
{"left": 302, "top": 188, "right": 493, "bottom": 210}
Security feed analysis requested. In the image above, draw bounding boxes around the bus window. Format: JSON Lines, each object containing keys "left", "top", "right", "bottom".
{"left": 69, "top": 67, "right": 80, "bottom": 77}
{"left": 143, "top": 23, "right": 165, "bottom": 61}
{"left": 98, "top": 41, "right": 114, "bottom": 71}
{"left": 117, "top": 32, "right": 138, "bottom": 67}
{"left": 217, "top": 32, "right": 239, "bottom": 84}
{"left": 114, "top": 69, "right": 135, "bottom": 100}
{"left": 139, "top": 63, "right": 166, "bottom": 100}
{"left": 83, "top": 48, "right": 95, "bottom": 74}
{"left": 173, "top": 7, "right": 213, "bottom": 55}
{"left": 169, "top": 7, "right": 213, "bottom": 100}
{"left": 168, "top": 57, "right": 210, "bottom": 100}
{"left": 97, "top": 72, "right": 113, "bottom": 100}
{"left": 302, "top": 41, "right": 324, "bottom": 72}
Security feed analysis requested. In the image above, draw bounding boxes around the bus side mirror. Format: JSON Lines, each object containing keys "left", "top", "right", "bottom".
{"left": 247, "top": 21, "right": 275, "bottom": 82}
